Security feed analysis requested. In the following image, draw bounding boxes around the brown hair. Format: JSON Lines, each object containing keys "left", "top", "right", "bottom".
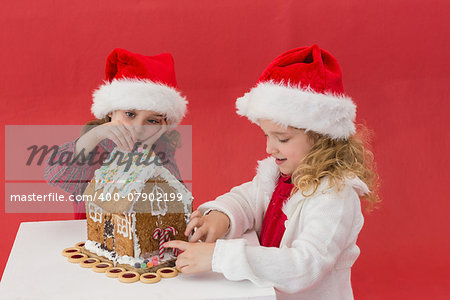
{"left": 291, "top": 124, "right": 381, "bottom": 212}
{"left": 80, "top": 116, "right": 111, "bottom": 136}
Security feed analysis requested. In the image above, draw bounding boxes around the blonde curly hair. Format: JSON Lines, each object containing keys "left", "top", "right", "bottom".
{"left": 291, "top": 124, "right": 381, "bottom": 212}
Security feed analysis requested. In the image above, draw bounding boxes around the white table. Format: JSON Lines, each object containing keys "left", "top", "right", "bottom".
{"left": 0, "top": 220, "right": 275, "bottom": 300}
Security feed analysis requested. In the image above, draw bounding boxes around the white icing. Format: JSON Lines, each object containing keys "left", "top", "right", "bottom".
{"left": 84, "top": 239, "right": 176, "bottom": 267}
{"left": 88, "top": 202, "right": 102, "bottom": 223}
{"left": 131, "top": 212, "right": 141, "bottom": 258}
{"left": 150, "top": 182, "right": 168, "bottom": 216}
{"left": 85, "top": 240, "right": 117, "bottom": 263}
{"left": 115, "top": 213, "right": 133, "bottom": 240}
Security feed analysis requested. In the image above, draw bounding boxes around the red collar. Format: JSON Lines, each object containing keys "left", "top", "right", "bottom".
{"left": 280, "top": 173, "right": 292, "bottom": 183}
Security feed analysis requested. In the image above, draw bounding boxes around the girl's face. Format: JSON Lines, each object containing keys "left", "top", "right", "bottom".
{"left": 259, "top": 119, "right": 313, "bottom": 176}
{"left": 108, "top": 109, "right": 166, "bottom": 142}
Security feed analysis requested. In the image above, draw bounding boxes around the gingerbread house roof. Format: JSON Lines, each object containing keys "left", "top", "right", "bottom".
{"left": 84, "top": 148, "right": 192, "bottom": 216}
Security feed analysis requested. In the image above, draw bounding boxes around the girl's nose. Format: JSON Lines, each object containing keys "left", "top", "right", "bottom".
{"left": 130, "top": 118, "right": 147, "bottom": 126}
{"left": 266, "top": 141, "right": 277, "bottom": 155}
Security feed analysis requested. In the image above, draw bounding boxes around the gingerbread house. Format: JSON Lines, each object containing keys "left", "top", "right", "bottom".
{"left": 81, "top": 148, "right": 193, "bottom": 272}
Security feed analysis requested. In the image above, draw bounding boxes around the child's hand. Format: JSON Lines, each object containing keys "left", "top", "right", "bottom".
{"left": 91, "top": 119, "right": 167, "bottom": 152}
{"left": 163, "top": 241, "right": 215, "bottom": 274}
{"left": 91, "top": 121, "right": 139, "bottom": 152}
{"left": 138, "top": 119, "right": 168, "bottom": 149}
{"left": 185, "top": 210, "right": 230, "bottom": 243}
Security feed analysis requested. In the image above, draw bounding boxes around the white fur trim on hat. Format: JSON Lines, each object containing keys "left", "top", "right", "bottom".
{"left": 236, "top": 81, "right": 356, "bottom": 139}
{"left": 91, "top": 78, "right": 187, "bottom": 125}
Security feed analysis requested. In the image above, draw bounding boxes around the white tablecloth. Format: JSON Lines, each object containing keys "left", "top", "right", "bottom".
{"left": 0, "top": 220, "right": 275, "bottom": 300}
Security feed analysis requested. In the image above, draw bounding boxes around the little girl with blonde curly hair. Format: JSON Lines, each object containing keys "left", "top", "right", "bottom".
{"left": 165, "top": 45, "right": 380, "bottom": 300}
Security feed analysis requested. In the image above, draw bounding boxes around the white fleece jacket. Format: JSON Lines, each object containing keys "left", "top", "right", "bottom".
{"left": 197, "top": 157, "right": 369, "bottom": 300}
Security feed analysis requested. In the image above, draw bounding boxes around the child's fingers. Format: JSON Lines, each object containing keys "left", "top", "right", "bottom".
{"left": 139, "top": 124, "right": 164, "bottom": 146}
{"left": 189, "top": 226, "right": 207, "bottom": 243}
{"left": 108, "top": 128, "right": 130, "bottom": 152}
{"left": 123, "top": 124, "right": 139, "bottom": 145}
{"left": 163, "top": 240, "right": 190, "bottom": 251}
{"left": 174, "top": 253, "right": 192, "bottom": 274}
{"left": 177, "top": 264, "right": 192, "bottom": 274}
{"left": 108, "top": 126, "right": 133, "bottom": 151}
{"left": 189, "top": 210, "right": 201, "bottom": 221}
{"left": 175, "top": 257, "right": 189, "bottom": 273}
{"left": 185, "top": 216, "right": 202, "bottom": 237}
{"left": 116, "top": 124, "right": 136, "bottom": 151}
{"left": 116, "top": 125, "right": 136, "bottom": 151}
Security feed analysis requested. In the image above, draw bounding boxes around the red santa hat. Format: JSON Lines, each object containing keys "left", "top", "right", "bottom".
{"left": 236, "top": 44, "right": 356, "bottom": 139}
{"left": 91, "top": 48, "right": 187, "bottom": 125}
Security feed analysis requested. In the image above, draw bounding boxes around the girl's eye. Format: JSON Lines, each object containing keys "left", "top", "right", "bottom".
{"left": 279, "top": 138, "right": 290, "bottom": 143}
{"left": 125, "top": 111, "right": 135, "bottom": 118}
{"left": 147, "top": 119, "right": 160, "bottom": 124}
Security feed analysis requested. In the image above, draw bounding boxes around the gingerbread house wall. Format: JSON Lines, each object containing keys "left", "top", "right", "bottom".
{"left": 86, "top": 204, "right": 136, "bottom": 257}
{"left": 86, "top": 202, "right": 105, "bottom": 245}
{"left": 133, "top": 177, "right": 190, "bottom": 256}
{"left": 84, "top": 175, "right": 192, "bottom": 259}
{"left": 112, "top": 213, "right": 134, "bottom": 257}
{"left": 135, "top": 213, "right": 188, "bottom": 257}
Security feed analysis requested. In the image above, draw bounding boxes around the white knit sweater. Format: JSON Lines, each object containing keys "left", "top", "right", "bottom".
{"left": 198, "top": 157, "right": 369, "bottom": 300}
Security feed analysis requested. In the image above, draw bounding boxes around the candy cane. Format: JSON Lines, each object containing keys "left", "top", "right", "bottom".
{"left": 153, "top": 227, "right": 179, "bottom": 259}
{"left": 163, "top": 227, "right": 179, "bottom": 257}
{"left": 152, "top": 228, "right": 164, "bottom": 259}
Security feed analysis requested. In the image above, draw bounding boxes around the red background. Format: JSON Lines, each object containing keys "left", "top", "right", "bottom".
{"left": 1, "top": 1, "right": 449, "bottom": 298}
